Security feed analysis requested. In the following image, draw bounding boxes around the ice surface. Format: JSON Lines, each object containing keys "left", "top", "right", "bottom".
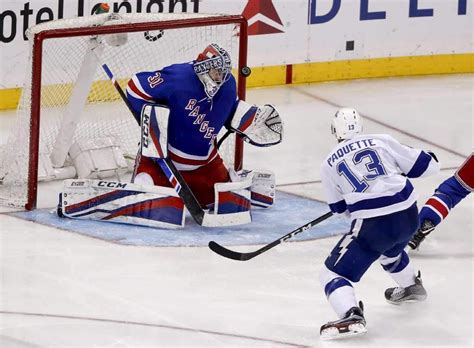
{"left": 0, "top": 74, "right": 472, "bottom": 347}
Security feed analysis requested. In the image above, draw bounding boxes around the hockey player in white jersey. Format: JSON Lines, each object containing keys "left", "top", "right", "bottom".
{"left": 319, "top": 108, "right": 440, "bottom": 340}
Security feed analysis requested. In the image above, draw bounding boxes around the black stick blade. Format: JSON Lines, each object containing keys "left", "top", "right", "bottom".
{"left": 208, "top": 241, "right": 258, "bottom": 261}
{"left": 208, "top": 211, "right": 333, "bottom": 261}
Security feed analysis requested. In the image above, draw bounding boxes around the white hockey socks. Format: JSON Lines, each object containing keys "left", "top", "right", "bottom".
{"left": 320, "top": 266, "right": 358, "bottom": 318}
{"left": 380, "top": 253, "right": 417, "bottom": 288}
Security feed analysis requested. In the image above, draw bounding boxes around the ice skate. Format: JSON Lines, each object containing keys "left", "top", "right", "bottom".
{"left": 320, "top": 301, "right": 367, "bottom": 340}
{"left": 408, "top": 220, "right": 436, "bottom": 250}
{"left": 385, "top": 271, "right": 427, "bottom": 304}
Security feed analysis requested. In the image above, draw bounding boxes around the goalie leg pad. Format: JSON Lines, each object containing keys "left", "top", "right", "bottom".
{"left": 209, "top": 178, "right": 252, "bottom": 226}
{"left": 231, "top": 169, "right": 276, "bottom": 208}
{"left": 59, "top": 179, "right": 185, "bottom": 229}
{"left": 250, "top": 170, "right": 276, "bottom": 208}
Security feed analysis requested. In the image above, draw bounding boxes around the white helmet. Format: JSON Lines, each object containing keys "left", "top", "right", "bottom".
{"left": 331, "top": 108, "right": 363, "bottom": 141}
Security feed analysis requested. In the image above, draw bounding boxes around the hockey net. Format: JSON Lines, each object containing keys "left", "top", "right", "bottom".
{"left": 0, "top": 12, "right": 247, "bottom": 209}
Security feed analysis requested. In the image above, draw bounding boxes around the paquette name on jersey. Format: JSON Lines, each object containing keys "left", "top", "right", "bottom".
{"left": 327, "top": 138, "right": 377, "bottom": 167}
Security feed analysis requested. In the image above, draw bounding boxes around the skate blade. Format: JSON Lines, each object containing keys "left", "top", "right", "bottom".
{"left": 320, "top": 323, "right": 367, "bottom": 340}
{"left": 386, "top": 294, "right": 427, "bottom": 305}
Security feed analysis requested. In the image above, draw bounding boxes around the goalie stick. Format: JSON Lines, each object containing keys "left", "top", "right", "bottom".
{"left": 208, "top": 211, "right": 334, "bottom": 261}
{"left": 101, "top": 63, "right": 220, "bottom": 226}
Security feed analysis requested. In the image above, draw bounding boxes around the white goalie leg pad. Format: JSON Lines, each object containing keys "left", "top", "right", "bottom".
{"left": 250, "top": 170, "right": 276, "bottom": 208}
{"left": 231, "top": 169, "right": 276, "bottom": 208}
{"left": 59, "top": 179, "right": 185, "bottom": 229}
{"left": 209, "top": 177, "right": 253, "bottom": 226}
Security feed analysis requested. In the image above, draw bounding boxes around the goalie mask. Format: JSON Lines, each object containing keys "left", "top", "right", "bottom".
{"left": 193, "top": 43, "right": 232, "bottom": 98}
{"left": 331, "top": 108, "right": 363, "bottom": 142}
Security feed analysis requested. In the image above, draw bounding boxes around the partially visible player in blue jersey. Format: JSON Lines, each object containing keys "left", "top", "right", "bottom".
{"left": 318, "top": 108, "right": 440, "bottom": 340}
{"left": 125, "top": 43, "right": 283, "bottom": 209}
{"left": 408, "top": 153, "right": 473, "bottom": 250}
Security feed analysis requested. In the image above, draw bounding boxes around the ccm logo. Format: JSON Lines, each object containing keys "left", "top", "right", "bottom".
{"left": 141, "top": 112, "right": 150, "bottom": 148}
{"left": 98, "top": 181, "right": 127, "bottom": 188}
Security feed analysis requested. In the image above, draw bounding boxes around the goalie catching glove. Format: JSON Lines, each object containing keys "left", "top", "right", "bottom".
{"left": 230, "top": 101, "right": 283, "bottom": 147}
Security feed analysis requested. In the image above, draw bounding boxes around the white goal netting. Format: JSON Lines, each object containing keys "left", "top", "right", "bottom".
{"left": 0, "top": 12, "right": 244, "bottom": 209}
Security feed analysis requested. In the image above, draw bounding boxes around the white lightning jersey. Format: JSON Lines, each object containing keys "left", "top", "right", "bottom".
{"left": 320, "top": 134, "right": 440, "bottom": 219}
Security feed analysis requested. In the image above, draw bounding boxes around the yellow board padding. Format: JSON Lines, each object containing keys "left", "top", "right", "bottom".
{"left": 245, "top": 65, "right": 288, "bottom": 87}
{"left": 291, "top": 53, "right": 474, "bottom": 84}
{"left": 39, "top": 78, "right": 125, "bottom": 107}
{"left": 1, "top": 53, "right": 473, "bottom": 110}
{"left": 0, "top": 78, "right": 127, "bottom": 110}
{"left": 246, "top": 53, "right": 473, "bottom": 87}
{"left": 0, "top": 88, "right": 22, "bottom": 110}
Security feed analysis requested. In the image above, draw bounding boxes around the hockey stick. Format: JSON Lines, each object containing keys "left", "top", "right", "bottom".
{"left": 208, "top": 211, "right": 334, "bottom": 261}
{"left": 216, "top": 129, "right": 232, "bottom": 149}
{"left": 101, "top": 63, "right": 218, "bottom": 226}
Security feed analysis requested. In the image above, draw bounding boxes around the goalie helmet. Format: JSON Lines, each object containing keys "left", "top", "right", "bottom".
{"left": 193, "top": 43, "right": 232, "bottom": 98}
{"left": 331, "top": 108, "right": 363, "bottom": 141}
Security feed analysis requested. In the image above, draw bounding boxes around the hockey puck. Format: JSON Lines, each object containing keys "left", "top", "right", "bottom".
{"left": 240, "top": 66, "right": 251, "bottom": 77}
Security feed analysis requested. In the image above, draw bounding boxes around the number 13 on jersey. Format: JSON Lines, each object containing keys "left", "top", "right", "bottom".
{"left": 336, "top": 149, "right": 386, "bottom": 192}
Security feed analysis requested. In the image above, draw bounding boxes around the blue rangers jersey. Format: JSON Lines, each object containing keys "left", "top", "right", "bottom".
{"left": 126, "top": 62, "right": 238, "bottom": 171}
{"left": 320, "top": 134, "right": 440, "bottom": 219}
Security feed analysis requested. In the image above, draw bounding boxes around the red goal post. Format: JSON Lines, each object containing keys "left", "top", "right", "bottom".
{"left": 0, "top": 12, "right": 248, "bottom": 210}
